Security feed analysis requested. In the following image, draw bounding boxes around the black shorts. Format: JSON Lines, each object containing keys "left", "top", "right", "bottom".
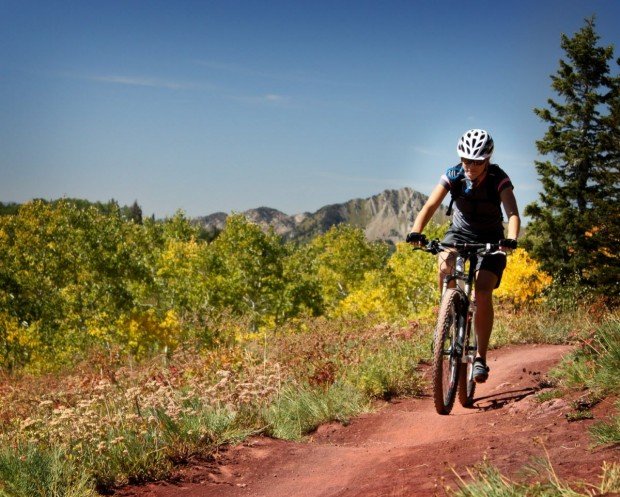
{"left": 442, "top": 230, "right": 507, "bottom": 288}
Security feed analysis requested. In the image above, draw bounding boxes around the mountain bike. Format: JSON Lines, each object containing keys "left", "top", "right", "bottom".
{"left": 418, "top": 240, "right": 504, "bottom": 415}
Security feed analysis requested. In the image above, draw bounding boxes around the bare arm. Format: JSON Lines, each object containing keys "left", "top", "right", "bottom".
{"left": 411, "top": 184, "right": 450, "bottom": 234}
{"left": 500, "top": 188, "right": 520, "bottom": 240}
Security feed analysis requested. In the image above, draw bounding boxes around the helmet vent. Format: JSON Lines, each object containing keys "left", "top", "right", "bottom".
{"left": 457, "top": 129, "right": 494, "bottom": 160}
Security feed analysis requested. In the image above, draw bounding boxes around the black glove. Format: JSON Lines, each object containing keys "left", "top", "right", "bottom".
{"left": 499, "top": 238, "right": 518, "bottom": 250}
{"left": 406, "top": 232, "right": 427, "bottom": 244}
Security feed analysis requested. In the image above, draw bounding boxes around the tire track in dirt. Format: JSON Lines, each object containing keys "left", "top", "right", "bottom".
{"left": 116, "top": 344, "right": 618, "bottom": 497}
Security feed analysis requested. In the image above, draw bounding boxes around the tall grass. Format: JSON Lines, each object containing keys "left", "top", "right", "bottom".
{"left": 530, "top": 313, "right": 620, "bottom": 447}
{"left": 451, "top": 460, "right": 620, "bottom": 497}
{"left": 0, "top": 317, "right": 431, "bottom": 494}
{"left": 590, "top": 400, "right": 620, "bottom": 446}
{"left": 0, "top": 444, "right": 95, "bottom": 497}
{"left": 552, "top": 316, "right": 619, "bottom": 394}
{"left": 264, "top": 382, "right": 368, "bottom": 440}
{"left": 346, "top": 339, "right": 426, "bottom": 399}
{"left": 491, "top": 304, "right": 609, "bottom": 348}
{"left": 0, "top": 306, "right": 615, "bottom": 495}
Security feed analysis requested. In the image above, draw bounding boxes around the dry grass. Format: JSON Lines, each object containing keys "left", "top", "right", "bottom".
{"left": 0, "top": 317, "right": 430, "bottom": 494}
{"left": 1, "top": 306, "right": 616, "bottom": 496}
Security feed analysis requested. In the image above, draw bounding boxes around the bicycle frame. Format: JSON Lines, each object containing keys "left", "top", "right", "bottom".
{"left": 421, "top": 240, "right": 502, "bottom": 413}
{"left": 441, "top": 250, "right": 477, "bottom": 365}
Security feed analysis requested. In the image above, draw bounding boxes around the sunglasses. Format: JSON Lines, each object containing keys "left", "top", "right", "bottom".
{"left": 461, "top": 158, "right": 486, "bottom": 166}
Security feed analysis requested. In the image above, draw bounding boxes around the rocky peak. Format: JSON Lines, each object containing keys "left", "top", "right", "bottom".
{"left": 193, "top": 187, "right": 447, "bottom": 243}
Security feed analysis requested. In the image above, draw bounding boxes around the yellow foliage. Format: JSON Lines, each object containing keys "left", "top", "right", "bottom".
{"left": 496, "top": 248, "right": 552, "bottom": 305}
{"left": 332, "top": 242, "right": 439, "bottom": 322}
{"left": 1, "top": 312, "right": 41, "bottom": 349}
{"left": 334, "top": 282, "right": 399, "bottom": 321}
{"left": 157, "top": 238, "right": 201, "bottom": 276}
{"left": 85, "top": 312, "right": 115, "bottom": 342}
{"left": 117, "top": 309, "right": 182, "bottom": 358}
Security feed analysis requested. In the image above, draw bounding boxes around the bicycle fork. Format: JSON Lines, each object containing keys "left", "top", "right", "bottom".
{"left": 456, "top": 300, "right": 476, "bottom": 364}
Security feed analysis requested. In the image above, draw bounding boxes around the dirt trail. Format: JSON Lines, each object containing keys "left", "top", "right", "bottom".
{"left": 116, "top": 344, "right": 618, "bottom": 497}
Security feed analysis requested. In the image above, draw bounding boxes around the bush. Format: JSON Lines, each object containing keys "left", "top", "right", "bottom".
{"left": 495, "top": 248, "right": 552, "bottom": 306}
{"left": 264, "top": 382, "right": 367, "bottom": 440}
{"left": 0, "top": 444, "right": 95, "bottom": 497}
{"left": 451, "top": 460, "right": 620, "bottom": 496}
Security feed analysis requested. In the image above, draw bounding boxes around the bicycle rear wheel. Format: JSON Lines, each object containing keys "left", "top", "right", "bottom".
{"left": 458, "top": 320, "right": 477, "bottom": 407}
{"left": 432, "top": 288, "right": 463, "bottom": 415}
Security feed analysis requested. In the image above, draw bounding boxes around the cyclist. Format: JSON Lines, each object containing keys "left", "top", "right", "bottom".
{"left": 406, "top": 129, "right": 520, "bottom": 383}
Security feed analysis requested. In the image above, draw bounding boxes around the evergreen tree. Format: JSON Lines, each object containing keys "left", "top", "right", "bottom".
{"left": 128, "top": 200, "right": 143, "bottom": 224}
{"left": 0, "top": 202, "right": 20, "bottom": 216}
{"left": 524, "top": 17, "right": 620, "bottom": 292}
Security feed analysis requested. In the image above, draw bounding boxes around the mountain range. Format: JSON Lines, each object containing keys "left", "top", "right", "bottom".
{"left": 193, "top": 187, "right": 448, "bottom": 243}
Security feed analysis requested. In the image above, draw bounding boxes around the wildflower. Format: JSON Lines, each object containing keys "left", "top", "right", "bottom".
{"left": 124, "top": 387, "right": 141, "bottom": 400}
{"left": 94, "top": 380, "right": 111, "bottom": 392}
{"left": 20, "top": 417, "right": 38, "bottom": 430}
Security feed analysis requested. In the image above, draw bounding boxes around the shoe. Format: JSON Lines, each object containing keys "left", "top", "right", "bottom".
{"left": 473, "top": 358, "right": 490, "bottom": 383}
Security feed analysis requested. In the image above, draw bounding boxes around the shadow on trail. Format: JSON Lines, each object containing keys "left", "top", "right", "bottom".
{"left": 472, "top": 387, "right": 538, "bottom": 411}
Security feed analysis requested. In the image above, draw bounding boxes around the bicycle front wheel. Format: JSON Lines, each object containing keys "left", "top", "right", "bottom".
{"left": 432, "top": 288, "right": 463, "bottom": 415}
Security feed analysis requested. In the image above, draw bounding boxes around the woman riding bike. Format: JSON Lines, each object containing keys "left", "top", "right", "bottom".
{"left": 407, "top": 129, "right": 520, "bottom": 383}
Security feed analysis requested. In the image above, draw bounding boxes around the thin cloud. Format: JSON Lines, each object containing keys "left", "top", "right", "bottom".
{"left": 83, "top": 72, "right": 293, "bottom": 106}
{"left": 413, "top": 146, "right": 443, "bottom": 157}
{"left": 230, "top": 93, "right": 292, "bottom": 105}
{"left": 194, "top": 59, "right": 355, "bottom": 87}
{"left": 264, "top": 94, "right": 290, "bottom": 103}
{"left": 88, "top": 74, "right": 198, "bottom": 90}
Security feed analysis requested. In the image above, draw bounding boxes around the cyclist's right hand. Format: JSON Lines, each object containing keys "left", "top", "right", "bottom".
{"left": 406, "top": 232, "right": 427, "bottom": 246}
{"left": 499, "top": 238, "right": 518, "bottom": 251}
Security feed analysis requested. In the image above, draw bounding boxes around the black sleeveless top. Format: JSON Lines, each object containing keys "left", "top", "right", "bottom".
{"left": 439, "top": 163, "right": 513, "bottom": 243}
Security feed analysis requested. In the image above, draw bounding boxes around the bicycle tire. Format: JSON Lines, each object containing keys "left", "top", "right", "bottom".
{"left": 432, "top": 288, "right": 463, "bottom": 415}
{"left": 458, "top": 320, "right": 477, "bottom": 407}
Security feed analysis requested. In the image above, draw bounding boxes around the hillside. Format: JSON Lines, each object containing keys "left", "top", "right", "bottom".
{"left": 193, "top": 187, "right": 448, "bottom": 243}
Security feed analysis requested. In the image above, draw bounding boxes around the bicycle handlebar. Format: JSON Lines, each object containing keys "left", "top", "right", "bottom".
{"left": 414, "top": 239, "right": 503, "bottom": 256}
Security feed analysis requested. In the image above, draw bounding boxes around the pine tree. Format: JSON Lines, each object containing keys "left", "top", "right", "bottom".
{"left": 524, "top": 17, "right": 620, "bottom": 292}
{"left": 128, "top": 200, "right": 143, "bottom": 224}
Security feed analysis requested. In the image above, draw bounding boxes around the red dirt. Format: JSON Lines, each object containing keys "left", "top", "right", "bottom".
{"left": 115, "top": 344, "right": 619, "bottom": 497}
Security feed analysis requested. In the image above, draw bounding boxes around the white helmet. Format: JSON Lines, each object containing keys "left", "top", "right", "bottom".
{"left": 457, "top": 129, "right": 494, "bottom": 160}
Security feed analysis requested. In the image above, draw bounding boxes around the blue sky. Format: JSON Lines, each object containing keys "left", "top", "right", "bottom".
{"left": 2, "top": 1, "right": 619, "bottom": 219}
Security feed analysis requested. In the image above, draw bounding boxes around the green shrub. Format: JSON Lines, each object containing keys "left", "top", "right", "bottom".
{"left": 0, "top": 444, "right": 95, "bottom": 497}
{"left": 552, "top": 315, "right": 620, "bottom": 395}
{"left": 589, "top": 400, "right": 620, "bottom": 446}
{"left": 535, "top": 389, "right": 564, "bottom": 403}
{"left": 346, "top": 340, "right": 425, "bottom": 399}
{"left": 264, "top": 382, "right": 367, "bottom": 440}
{"left": 451, "top": 460, "right": 620, "bottom": 496}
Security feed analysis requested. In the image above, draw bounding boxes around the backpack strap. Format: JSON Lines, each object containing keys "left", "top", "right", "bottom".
{"left": 446, "top": 197, "right": 455, "bottom": 216}
{"left": 445, "top": 165, "right": 464, "bottom": 216}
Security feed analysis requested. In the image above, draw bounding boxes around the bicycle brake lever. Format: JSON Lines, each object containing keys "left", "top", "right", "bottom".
{"left": 427, "top": 240, "right": 441, "bottom": 255}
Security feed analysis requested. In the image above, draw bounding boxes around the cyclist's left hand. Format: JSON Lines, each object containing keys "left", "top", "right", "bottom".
{"left": 499, "top": 238, "right": 518, "bottom": 252}
{"left": 406, "top": 232, "right": 427, "bottom": 246}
